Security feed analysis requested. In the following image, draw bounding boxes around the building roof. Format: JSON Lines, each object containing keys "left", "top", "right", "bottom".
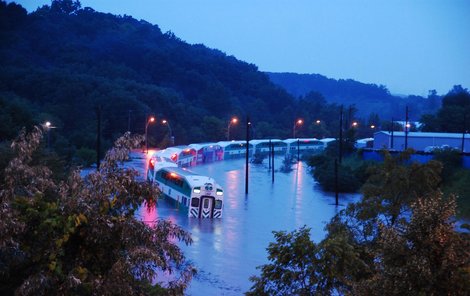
{"left": 283, "top": 138, "right": 320, "bottom": 144}
{"left": 250, "top": 139, "right": 285, "bottom": 146}
{"left": 216, "top": 140, "right": 253, "bottom": 148}
{"left": 189, "top": 143, "right": 221, "bottom": 151}
{"left": 160, "top": 166, "right": 219, "bottom": 188}
{"left": 319, "top": 138, "right": 336, "bottom": 143}
{"left": 375, "top": 131, "right": 467, "bottom": 139}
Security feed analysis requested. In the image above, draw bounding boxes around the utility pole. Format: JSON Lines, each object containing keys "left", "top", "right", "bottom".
{"left": 268, "top": 139, "right": 271, "bottom": 170}
{"left": 339, "top": 105, "right": 344, "bottom": 164}
{"left": 334, "top": 158, "right": 339, "bottom": 206}
{"left": 404, "top": 106, "right": 409, "bottom": 150}
{"left": 462, "top": 113, "right": 467, "bottom": 153}
{"left": 390, "top": 117, "right": 394, "bottom": 149}
{"left": 271, "top": 141, "right": 275, "bottom": 183}
{"left": 96, "top": 105, "right": 102, "bottom": 170}
{"left": 297, "top": 139, "right": 300, "bottom": 162}
{"left": 245, "top": 116, "right": 250, "bottom": 195}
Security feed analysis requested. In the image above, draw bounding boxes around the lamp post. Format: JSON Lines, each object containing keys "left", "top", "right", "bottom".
{"left": 293, "top": 119, "right": 303, "bottom": 138}
{"left": 315, "top": 119, "right": 321, "bottom": 125}
{"left": 404, "top": 105, "right": 409, "bottom": 150}
{"left": 43, "top": 121, "right": 55, "bottom": 150}
{"left": 162, "top": 119, "right": 174, "bottom": 146}
{"left": 227, "top": 117, "right": 238, "bottom": 141}
{"left": 145, "top": 116, "right": 155, "bottom": 153}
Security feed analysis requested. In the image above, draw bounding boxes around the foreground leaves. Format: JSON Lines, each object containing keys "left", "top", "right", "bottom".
{"left": 0, "top": 127, "right": 194, "bottom": 295}
{"left": 249, "top": 151, "right": 470, "bottom": 295}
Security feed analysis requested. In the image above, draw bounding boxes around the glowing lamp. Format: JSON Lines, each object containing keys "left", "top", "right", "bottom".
{"left": 149, "top": 158, "right": 156, "bottom": 169}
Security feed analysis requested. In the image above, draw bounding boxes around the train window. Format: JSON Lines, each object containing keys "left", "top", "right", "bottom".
{"left": 191, "top": 198, "right": 199, "bottom": 207}
{"left": 203, "top": 199, "right": 209, "bottom": 209}
{"left": 215, "top": 200, "right": 222, "bottom": 209}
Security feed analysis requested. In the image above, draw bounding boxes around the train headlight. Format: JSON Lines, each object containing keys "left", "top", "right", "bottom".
{"left": 193, "top": 187, "right": 201, "bottom": 194}
{"left": 216, "top": 189, "right": 223, "bottom": 196}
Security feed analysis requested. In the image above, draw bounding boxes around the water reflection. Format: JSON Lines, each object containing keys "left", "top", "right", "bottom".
{"left": 133, "top": 155, "right": 360, "bottom": 295}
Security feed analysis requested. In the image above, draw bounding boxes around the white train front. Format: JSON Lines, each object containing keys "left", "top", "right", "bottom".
{"left": 147, "top": 159, "right": 223, "bottom": 218}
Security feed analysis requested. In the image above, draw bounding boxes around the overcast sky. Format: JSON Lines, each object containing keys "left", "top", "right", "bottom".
{"left": 10, "top": 0, "right": 470, "bottom": 96}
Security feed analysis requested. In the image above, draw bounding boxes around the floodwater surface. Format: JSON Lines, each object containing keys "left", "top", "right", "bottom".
{"left": 132, "top": 152, "right": 359, "bottom": 295}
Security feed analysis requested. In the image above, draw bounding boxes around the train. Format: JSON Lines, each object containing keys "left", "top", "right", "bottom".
{"left": 147, "top": 158, "right": 224, "bottom": 218}
{"left": 145, "top": 138, "right": 334, "bottom": 219}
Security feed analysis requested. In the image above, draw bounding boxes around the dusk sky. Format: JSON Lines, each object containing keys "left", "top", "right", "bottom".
{"left": 11, "top": 0, "right": 470, "bottom": 96}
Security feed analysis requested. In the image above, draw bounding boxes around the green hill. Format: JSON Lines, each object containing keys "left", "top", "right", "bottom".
{"left": 1, "top": 1, "right": 308, "bottom": 158}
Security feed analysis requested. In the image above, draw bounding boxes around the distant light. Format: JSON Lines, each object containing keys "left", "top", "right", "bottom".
{"left": 45, "top": 121, "right": 51, "bottom": 128}
{"left": 149, "top": 158, "right": 156, "bottom": 169}
{"left": 162, "top": 119, "right": 167, "bottom": 124}
{"left": 149, "top": 117, "right": 155, "bottom": 122}
{"left": 406, "top": 123, "right": 411, "bottom": 128}
{"left": 370, "top": 125, "right": 376, "bottom": 129}
{"left": 297, "top": 119, "right": 303, "bottom": 125}
{"left": 232, "top": 118, "right": 238, "bottom": 124}
{"left": 352, "top": 122, "right": 358, "bottom": 127}
{"left": 170, "top": 172, "right": 178, "bottom": 178}
{"left": 315, "top": 120, "right": 321, "bottom": 124}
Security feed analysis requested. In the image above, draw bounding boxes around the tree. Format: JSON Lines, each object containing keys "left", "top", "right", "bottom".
{"left": 420, "top": 86, "right": 470, "bottom": 133}
{"left": 51, "top": 0, "right": 81, "bottom": 14}
{"left": 250, "top": 150, "right": 470, "bottom": 295}
{"left": 361, "top": 150, "right": 442, "bottom": 225}
{"left": 247, "top": 227, "right": 322, "bottom": 296}
{"left": 0, "top": 127, "right": 194, "bottom": 295}
{"left": 353, "top": 193, "right": 470, "bottom": 295}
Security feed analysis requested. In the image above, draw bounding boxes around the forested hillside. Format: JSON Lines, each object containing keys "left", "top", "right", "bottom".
{"left": 267, "top": 72, "right": 442, "bottom": 119}
{"left": 2, "top": 1, "right": 343, "bottom": 163}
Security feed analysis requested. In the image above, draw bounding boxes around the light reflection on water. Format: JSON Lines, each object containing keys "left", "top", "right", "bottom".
{"left": 135, "top": 156, "right": 360, "bottom": 295}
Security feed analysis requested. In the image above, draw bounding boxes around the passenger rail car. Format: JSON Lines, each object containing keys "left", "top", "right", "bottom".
{"left": 150, "top": 166, "right": 224, "bottom": 219}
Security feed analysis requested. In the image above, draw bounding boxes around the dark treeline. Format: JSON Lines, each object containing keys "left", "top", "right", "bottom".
{"left": 1, "top": 0, "right": 340, "bottom": 163}
{"left": 0, "top": 0, "right": 462, "bottom": 167}
{"left": 267, "top": 72, "right": 442, "bottom": 120}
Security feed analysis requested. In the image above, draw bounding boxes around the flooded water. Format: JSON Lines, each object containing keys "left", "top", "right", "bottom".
{"left": 132, "top": 152, "right": 359, "bottom": 295}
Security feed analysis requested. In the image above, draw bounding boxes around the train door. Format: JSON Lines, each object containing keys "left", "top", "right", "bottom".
{"left": 199, "top": 196, "right": 214, "bottom": 218}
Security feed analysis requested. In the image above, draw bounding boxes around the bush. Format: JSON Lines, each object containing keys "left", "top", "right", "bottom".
{"left": 308, "top": 153, "right": 368, "bottom": 193}
{"left": 75, "top": 147, "right": 96, "bottom": 167}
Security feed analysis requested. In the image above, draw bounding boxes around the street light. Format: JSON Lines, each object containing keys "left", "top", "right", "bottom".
{"left": 227, "top": 117, "right": 238, "bottom": 141}
{"left": 352, "top": 121, "right": 358, "bottom": 128}
{"left": 145, "top": 116, "right": 155, "bottom": 153}
{"left": 43, "top": 121, "right": 56, "bottom": 150}
{"left": 293, "top": 119, "right": 303, "bottom": 138}
{"left": 315, "top": 119, "right": 321, "bottom": 125}
{"left": 162, "top": 119, "right": 174, "bottom": 146}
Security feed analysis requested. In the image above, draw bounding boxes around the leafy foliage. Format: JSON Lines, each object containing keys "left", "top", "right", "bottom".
{"left": 249, "top": 151, "right": 470, "bottom": 295}
{"left": 420, "top": 86, "right": 470, "bottom": 133}
{"left": 308, "top": 153, "right": 370, "bottom": 193}
{"left": 0, "top": 126, "right": 194, "bottom": 295}
{"left": 247, "top": 227, "right": 321, "bottom": 296}
{"left": 354, "top": 193, "right": 470, "bottom": 295}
